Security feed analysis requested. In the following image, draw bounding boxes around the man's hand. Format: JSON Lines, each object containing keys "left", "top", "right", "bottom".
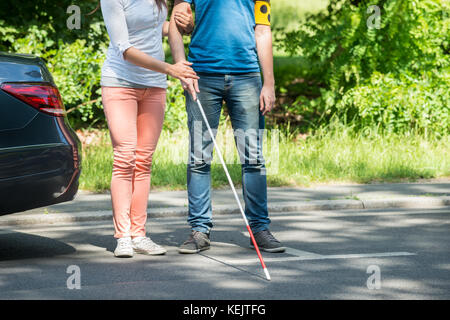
{"left": 181, "top": 77, "right": 200, "bottom": 101}
{"left": 259, "top": 83, "right": 276, "bottom": 115}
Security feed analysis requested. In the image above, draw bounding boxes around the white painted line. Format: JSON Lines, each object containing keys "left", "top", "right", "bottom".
{"left": 284, "top": 247, "right": 323, "bottom": 258}
{"left": 206, "top": 246, "right": 416, "bottom": 265}
{"left": 319, "top": 252, "right": 416, "bottom": 260}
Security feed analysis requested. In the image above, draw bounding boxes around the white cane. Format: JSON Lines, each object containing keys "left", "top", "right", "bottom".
{"left": 194, "top": 97, "right": 271, "bottom": 281}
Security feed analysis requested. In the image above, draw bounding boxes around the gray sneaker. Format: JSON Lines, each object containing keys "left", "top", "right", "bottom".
{"left": 178, "top": 230, "right": 211, "bottom": 254}
{"left": 250, "top": 229, "right": 286, "bottom": 253}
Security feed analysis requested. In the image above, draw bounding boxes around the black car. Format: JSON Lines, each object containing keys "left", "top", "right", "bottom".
{"left": 0, "top": 52, "right": 81, "bottom": 215}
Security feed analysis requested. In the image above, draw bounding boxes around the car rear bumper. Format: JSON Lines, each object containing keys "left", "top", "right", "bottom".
{"left": 0, "top": 162, "right": 80, "bottom": 215}
{"left": 0, "top": 137, "right": 81, "bottom": 215}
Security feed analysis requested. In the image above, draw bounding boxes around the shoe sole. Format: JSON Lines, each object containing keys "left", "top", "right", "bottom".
{"left": 250, "top": 244, "right": 286, "bottom": 253}
{"left": 114, "top": 252, "right": 134, "bottom": 258}
{"left": 133, "top": 248, "right": 167, "bottom": 255}
{"left": 178, "top": 246, "right": 210, "bottom": 254}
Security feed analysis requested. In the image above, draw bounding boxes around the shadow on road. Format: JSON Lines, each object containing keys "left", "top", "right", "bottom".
{"left": 0, "top": 231, "right": 76, "bottom": 261}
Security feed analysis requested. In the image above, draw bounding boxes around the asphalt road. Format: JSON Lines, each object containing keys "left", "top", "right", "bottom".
{"left": 0, "top": 207, "right": 449, "bottom": 300}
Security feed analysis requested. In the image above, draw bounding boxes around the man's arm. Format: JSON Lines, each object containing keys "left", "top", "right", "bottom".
{"left": 169, "top": 1, "right": 190, "bottom": 63}
{"left": 169, "top": 0, "right": 199, "bottom": 99}
{"left": 255, "top": 24, "right": 276, "bottom": 116}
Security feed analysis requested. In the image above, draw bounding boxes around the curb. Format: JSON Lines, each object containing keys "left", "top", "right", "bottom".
{"left": 0, "top": 196, "right": 449, "bottom": 227}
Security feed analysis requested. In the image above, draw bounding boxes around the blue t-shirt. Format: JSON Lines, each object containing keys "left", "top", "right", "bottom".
{"left": 183, "top": 0, "right": 260, "bottom": 74}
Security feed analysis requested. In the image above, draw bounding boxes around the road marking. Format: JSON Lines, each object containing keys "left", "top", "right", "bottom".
{"left": 284, "top": 247, "right": 322, "bottom": 258}
{"left": 317, "top": 252, "right": 416, "bottom": 260}
{"left": 204, "top": 243, "right": 416, "bottom": 265}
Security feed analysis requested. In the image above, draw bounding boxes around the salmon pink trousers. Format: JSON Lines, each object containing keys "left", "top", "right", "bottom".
{"left": 101, "top": 87, "right": 166, "bottom": 239}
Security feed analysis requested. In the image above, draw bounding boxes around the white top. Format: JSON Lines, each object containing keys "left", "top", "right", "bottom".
{"left": 100, "top": 0, "right": 168, "bottom": 88}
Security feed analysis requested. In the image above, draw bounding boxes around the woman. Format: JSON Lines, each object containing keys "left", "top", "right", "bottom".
{"left": 100, "top": 0, "right": 197, "bottom": 258}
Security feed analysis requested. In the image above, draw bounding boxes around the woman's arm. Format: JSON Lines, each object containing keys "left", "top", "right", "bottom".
{"left": 100, "top": 0, "right": 198, "bottom": 81}
{"left": 100, "top": 0, "right": 133, "bottom": 61}
{"left": 123, "top": 46, "right": 198, "bottom": 81}
{"left": 162, "top": 21, "right": 170, "bottom": 37}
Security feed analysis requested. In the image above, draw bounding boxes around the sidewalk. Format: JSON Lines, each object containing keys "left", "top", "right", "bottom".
{"left": 1, "top": 180, "right": 449, "bottom": 226}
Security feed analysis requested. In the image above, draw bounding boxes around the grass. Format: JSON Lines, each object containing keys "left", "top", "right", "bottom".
{"left": 78, "top": 125, "right": 450, "bottom": 193}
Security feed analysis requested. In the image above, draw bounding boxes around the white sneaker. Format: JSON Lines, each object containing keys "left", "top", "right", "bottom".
{"left": 132, "top": 236, "right": 167, "bottom": 255}
{"left": 114, "top": 237, "right": 134, "bottom": 258}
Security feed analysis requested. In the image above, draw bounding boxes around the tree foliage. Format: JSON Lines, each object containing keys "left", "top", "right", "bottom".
{"left": 0, "top": 0, "right": 448, "bottom": 135}
{"left": 278, "top": 0, "right": 449, "bottom": 135}
{"left": 0, "top": 1, "right": 109, "bottom": 128}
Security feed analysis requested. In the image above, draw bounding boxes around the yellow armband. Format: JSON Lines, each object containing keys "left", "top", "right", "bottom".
{"left": 255, "top": 0, "right": 271, "bottom": 26}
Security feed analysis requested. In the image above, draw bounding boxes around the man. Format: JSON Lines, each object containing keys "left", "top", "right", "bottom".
{"left": 169, "top": 0, "right": 285, "bottom": 254}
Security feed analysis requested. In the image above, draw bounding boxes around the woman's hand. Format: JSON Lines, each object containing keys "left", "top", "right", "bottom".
{"left": 167, "top": 60, "right": 199, "bottom": 82}
{"left": 174, "top": 7, "right": 194, "bottom": 34}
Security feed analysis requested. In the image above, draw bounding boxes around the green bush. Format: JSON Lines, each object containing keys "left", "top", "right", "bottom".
{"left": 338, "top": 71, "right": 449, "bottom": 136}
{"left": 278, "top": 0, "right": 450, "bottom": 135}
{"left": 164, "top": 78, "right": 188, "bottom": 132}
{"left": 50, "top": 39, "right": 107, "bottom": 128}
{"left": 0, "top": 1, "right": 110, "bottom": 129}
{"left": 0, "top": 21, "right": 108, "bottom": 128}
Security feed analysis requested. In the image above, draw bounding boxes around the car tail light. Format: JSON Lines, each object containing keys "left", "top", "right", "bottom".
{"left": 1, "top": 82, "right": 66, "bottom": 117}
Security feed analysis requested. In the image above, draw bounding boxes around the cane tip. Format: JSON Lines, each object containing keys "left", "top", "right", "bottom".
{"left": 264, "top": 268, "right": 271, "bottom": 281}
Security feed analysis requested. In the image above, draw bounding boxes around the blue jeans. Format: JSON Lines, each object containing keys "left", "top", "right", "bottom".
{"left": 185, "top": 72, "right": 271, "bottom": 234}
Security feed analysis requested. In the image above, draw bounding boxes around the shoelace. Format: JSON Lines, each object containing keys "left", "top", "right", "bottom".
{"left": 260, "top": 230, "right": 279, "bottom": 243}
{"left": 136, "top": 237, "right": 161, "bottom": 249}
{"left": 193, "top": 231, "right": 209, "bottom": 242}
{"left": 184, "top": 231, "right": 207, "bottom": 245}
{"left": 117, "top": 238, "right": 133, "bottom": 250}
